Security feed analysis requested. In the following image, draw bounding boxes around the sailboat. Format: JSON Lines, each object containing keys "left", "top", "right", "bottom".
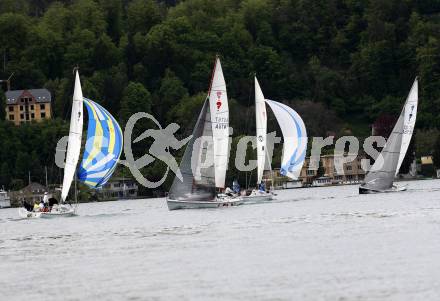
{"left": 166, "top": 56, "right": 242, "bottom": 210}
{"left": 359, "top": 78, "right": 418, "bottom": 194}
{"left": 241, "top": 77, "right": 274, "bottom": 203}
{"left": 242, "top": 77, "right": 308, "bottom": 203}
{"left": 18, "top": 70, "right": 123, "bottom": 218}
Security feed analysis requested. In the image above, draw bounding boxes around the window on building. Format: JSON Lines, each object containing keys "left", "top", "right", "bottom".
{"left": 31, "top": 113, "right": 35, "bottom": 119}
{"left": 41, "top": 112, "right": 46, "bottom": 118}
{"left": 25, "top": 114, "right": 29, "bottom": 121}
{"left": 9, "top": 115, "right": 14, "bottom": 120}
{"left": 8, "top": 106, "right": 13, "bottom": 112}
{"left": 20, "top": 105, "right": 23, "bottom": 111}
{"left": 306, "top": 170, "right": 315, "bottom": 176}
{"left": 20, "top": 114, "right": 24, "bottom": 120}
{"left": 40, "top": 104, "right": 45, "bottom": 110}
{"left": 30, "top": 105, "right": 34, "bottom": 110}
{"left": 346, "top": 165, "right": 352, "bottom": 171}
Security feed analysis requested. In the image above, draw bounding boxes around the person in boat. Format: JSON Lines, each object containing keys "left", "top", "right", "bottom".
{"left": 224, "top": 187, "right": 234, "bottom": 196}
{"left": 232, "top": 179, "right": 240, "bottom": 194}
{"left": 43, "top": 192, "right": 49, "bottom": 212}
{"left": 258, "top": 181, "right": 266, "bottom": 192}
{"left": 38, "top": 200, "right": 44, "bottom": 212}
{"left": 33, "top": 200, "right": 40, "bottom": 212}
{"left": 22, "top": 199, "right": 33, "bottom": 212}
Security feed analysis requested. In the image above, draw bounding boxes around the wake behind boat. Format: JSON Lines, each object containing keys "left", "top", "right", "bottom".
{"left": 359, "top": 78, "right": 418, "bottom": 194}
{"left": 166, "top": 56, "right": 241, "bottom": 210}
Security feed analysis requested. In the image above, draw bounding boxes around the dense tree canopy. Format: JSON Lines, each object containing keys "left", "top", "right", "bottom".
{"left": 0, "top": 0, "right": 439, "bottom": 191}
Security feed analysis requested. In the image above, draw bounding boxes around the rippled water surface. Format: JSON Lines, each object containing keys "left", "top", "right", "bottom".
{"left": 1, "top": 180, "right": 440, "bottom": 300}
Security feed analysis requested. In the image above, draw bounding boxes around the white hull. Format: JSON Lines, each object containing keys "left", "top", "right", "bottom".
{"left": 167, "top": 197, "right": 242, "bottom": 211}
{"left": 0, "top": 200, "right": 11, "bottom": 208}
{"left": 241, "top": 191, "right": 273, "bottom": 203}
{"left": 283, "top": 181, "right": 303, "bottom": 189}
{"left": 18, "top": 206, "right": 76, "bottom": 219}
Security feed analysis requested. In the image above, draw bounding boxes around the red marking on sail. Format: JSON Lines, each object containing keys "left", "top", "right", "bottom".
{"left": 216, "top": 91, "right": 222, "bottom": 110}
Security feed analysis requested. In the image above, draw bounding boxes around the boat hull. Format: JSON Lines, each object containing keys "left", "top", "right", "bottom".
{"left": 167, "top": 197, "right": 242, "bottom": 210}
{"left": 18, "top": 206, "right": 76, "bottom": 219}
{"left": 241, "top": 191, "right": 273, "bottom": 204}
{"left": 359, "top": 184, "right": 407, "bottom": 194}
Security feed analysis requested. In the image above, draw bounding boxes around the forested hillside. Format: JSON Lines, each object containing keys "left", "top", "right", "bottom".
{"left": 0, "top": 0, "right": 439, "bottom": 191}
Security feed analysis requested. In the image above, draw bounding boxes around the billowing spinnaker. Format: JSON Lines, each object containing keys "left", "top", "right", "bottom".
{"left": 265, "top": 99, "right": 307, "bottom": 180}
{"left": 255, "top": 77, "right": 267, "bottom": 184}
{"left": 208, "top": 57, "right": 229, "bottom": 188}
{"left": 61, "top": 71, "right": 83, "bottom": 202}
{"left": 77, "top": 98, "right": 123, "bottom": 188}
{"left": 396, "top": 78, "right": 418, "bottom": 175}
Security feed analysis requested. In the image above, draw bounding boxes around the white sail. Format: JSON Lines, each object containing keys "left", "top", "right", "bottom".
{"left": 255, "top": 77, "right": 267, "bottom": 184}
{"left": 396, "top": 78, "right": 418, "bottom": 175}
{"left": 265, "top": 100, "right": 307, "bottom": 180}
{"left": 208, "top": 57, "right": 229, "bottom": 188}
{"left": 61, "top": 71, "right": 84, "bottom": 202}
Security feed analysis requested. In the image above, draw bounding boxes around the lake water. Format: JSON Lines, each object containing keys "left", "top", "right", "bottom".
{"left": 1, "top": 179, "right": 440, "bottom": 300}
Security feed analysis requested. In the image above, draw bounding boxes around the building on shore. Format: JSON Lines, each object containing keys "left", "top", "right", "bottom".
{"left": 97, "top": 177, "right": 139, "bottom": 201}
{"left": 5, "top": 89, "right": 52, "bottom": 125}
{"left": 262, "top": 153, "right": 367, "bottom": 188}
{"left": 299, "top": 154, "right": 366, "bottom": 185}
{"left": 9, "top": 182, "right": 48, "bottom": 207}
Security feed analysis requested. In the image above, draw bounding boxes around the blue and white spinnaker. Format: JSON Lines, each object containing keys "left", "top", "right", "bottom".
{"left": 77, "top": 98, "right": 123, "bottom": 188}
{"left": 265, "top": 99, "right": 307, "bottom": 180}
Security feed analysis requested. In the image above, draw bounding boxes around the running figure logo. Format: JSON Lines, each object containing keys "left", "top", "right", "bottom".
{"left": 122, "top": 112, "right": 191, "bottom": 188}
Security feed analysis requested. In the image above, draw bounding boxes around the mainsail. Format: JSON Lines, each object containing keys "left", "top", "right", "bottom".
{"left": 77, "top": 98, "right": 123, "bottom": 188}
{"left": 208, "top": 57, "right": 229, "bottom": 188}
{"left": 265, "top": 100, "right": 307, "bottom": 180}
{"left": 396, "top": 78, "right": 418, "bottom": 175}
{"left": 168, "top": 99, "right": 216, "bottom": 201}
{"left": 362, "top": 78, "right": 418, "bottom": 191}
{"left": 255, "top": 77, "right": 267, "bottom": 184}
{"left": 61, "top": 71, "right": 84, "bottom": 203}
{"left": 362, "top": 114, "right": 404, "bottom": 191}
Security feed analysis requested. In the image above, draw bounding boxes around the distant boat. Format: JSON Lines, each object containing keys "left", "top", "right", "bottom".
{"left": 166, "top": 56, "right": 242, "bottom": 210}
{"left": 18, "top": 71, "right": 123, "bottom": 218}
{"left": 312, "top": 176, "right": 332, "bottom": 187}
{"left": 0, "top": 189, "right": 11, "bottom": 208}
{"left": 359, "top": 78, "right": 418, "bottom": 194}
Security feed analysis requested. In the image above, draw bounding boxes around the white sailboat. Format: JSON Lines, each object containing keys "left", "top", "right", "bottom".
{"left": 18, "top": 71, "right": 123, "bottom": 218}
{"left": 242, "top": 77, "right": 308, "bottom": 203}
{"left": 167, "top": 56, "right": 242, "bottom": 210}
{"left": 359, "top": 78, "right": 418, "bottom": 194}
{"left": 241, "top": 77, "right": 273, "bottom": 203}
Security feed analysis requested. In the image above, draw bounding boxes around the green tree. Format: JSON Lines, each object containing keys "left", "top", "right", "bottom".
{"left": 0, "top": 89, "right": 5, "bottom": 120}
{"left": 119, "top": 82, "right": 152, "bottom": 126}
{"left": 433, "top": 135, "right": 440, "bottom": 170}
{"left": 0, "top": 162, "right": 10, "bottom": 188}
{"left": 156, "top": 69, "right": 188, "bottom": 123}
{"left": 127, "top": 0, "right": 162, "bottom": 35}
